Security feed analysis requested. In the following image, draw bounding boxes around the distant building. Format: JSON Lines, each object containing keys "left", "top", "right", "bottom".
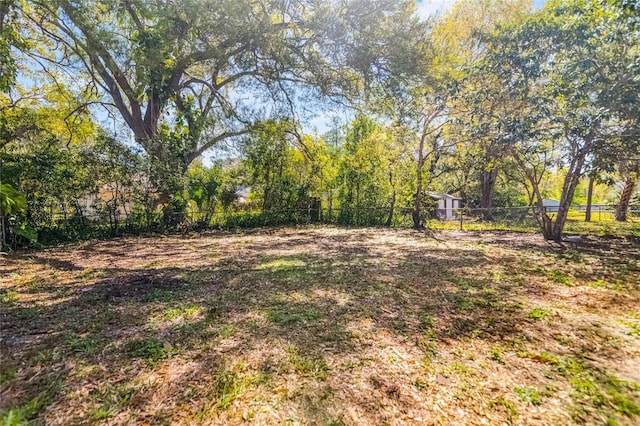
{"left": 542, "top": 199, "right": 560, "bottom": 213}
{"left": 235, "top": 186, "right": 250, "bottom": 203}
{"left": 77, "top": 183, "right": 136, "bottom": 217}
{"left": 429, "top": 192, "right": 462, "bottom": 220}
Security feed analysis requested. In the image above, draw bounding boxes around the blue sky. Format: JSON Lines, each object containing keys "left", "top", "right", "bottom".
{"left": 415, "top": 0, "right": 459, "bottom": 17}
{"left": 415, "top": 0, "right": 547, "bottom": 18}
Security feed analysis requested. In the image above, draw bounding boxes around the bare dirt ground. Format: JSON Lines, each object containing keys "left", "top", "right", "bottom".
{"left": 1, "top": 226, "right": 639, "bottom": 425}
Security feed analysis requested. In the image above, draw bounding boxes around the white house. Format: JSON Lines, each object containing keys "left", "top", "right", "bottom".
{"left": 542, "top": 198, "right": 560, "bottom": 213}
{"left": 235, "top": 186, "right": 250, "bottom": 203}
{"left": 429, "top": 192, "right": 462, "bottom": 220}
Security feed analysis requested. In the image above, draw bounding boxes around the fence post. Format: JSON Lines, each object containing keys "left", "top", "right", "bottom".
{"left": 459, "top": 209, "right": 463, "bottom": 231}
{"left": 0, "top": 215, "right": 5, "bottom": 250}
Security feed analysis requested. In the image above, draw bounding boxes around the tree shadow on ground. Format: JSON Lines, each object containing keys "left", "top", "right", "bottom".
{"left": 1, "top": 260, "right": 519, "bottom": 418}
{"left": 1, "top": 228, "right": 638, "bottom": 424}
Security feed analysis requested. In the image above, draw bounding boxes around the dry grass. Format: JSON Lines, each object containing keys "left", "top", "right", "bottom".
{"left": 1, "top": 226, "right": 639, "bottom": 425}
{"left": 432, "top": 212, "right": 640, "bottom": 238}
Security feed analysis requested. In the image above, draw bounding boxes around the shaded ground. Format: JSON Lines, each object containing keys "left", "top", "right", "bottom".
{"left": 1, "top": 226, "right": 639, "bottom": 425}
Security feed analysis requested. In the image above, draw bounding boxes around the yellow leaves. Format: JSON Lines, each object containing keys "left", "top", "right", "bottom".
{"left": 163, "top": 58, "right": 176, "bottom": 69}
{"left": 3, "top": 83, "right": 97, "bottom": 147}
{"left": 343, "top": 128, "right": 394, "bottom": 176}
{"left": 270, "top": 10, "right": 284, "bottom": 25}
{"left": 432, "top": 0, "right": 531, "bottom": 64}
{"left": 290, "top": 147, "right": 305, "bottom": 164}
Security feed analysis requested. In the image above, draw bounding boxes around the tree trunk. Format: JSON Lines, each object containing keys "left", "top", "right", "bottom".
{"left": 74, "top": 201, "right": 85, "bottom": 226}
{"left": 386, "top": 169, "right": 395, "bottom": 227}
{"left": 0, "top": 214, "right": 6, "bottom": 249}
{"left": 480, "top": 168, "right": 498, "bottom": 211}
{"left": 538, "top": 210, "right": 555, "bottom": 241}
{"left": 548, "top": 154, "right": 587, "bottom": 242}
{"left": 262, "top": 166, "right": 272, "bottom": 213}
{"left": 355, "top": 181, "right": 360, "bottom": 225}
{"left": 615, "top": 177, "right": 637, "bottom": 222}
{"left": 412, "top": 130, "right": 427, "bottom": 229}
{"left": 113, "top": 183, "right": 119, "bottom": 233}
{"left": 511, "top": 146, "right": 583, "bottom": 242}
{"left": 585, "top": 174, "right": 595, "bottom": 222}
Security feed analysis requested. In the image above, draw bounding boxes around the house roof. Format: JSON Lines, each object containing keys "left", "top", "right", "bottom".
{"left": 428, "top": 191, "right": 462, "bottom": 200}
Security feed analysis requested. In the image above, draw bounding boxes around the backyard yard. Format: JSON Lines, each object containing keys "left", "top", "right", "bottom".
{"left": 1, "top": 227, "right": 639, "bottom": 425}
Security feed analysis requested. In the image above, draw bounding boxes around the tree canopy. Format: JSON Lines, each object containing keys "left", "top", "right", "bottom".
{"left": 2, "top": 0, "right": 639, "bottom": 247}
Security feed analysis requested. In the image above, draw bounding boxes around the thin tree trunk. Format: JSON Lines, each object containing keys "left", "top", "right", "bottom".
{"left": 550, "top": 154, "right": 587, "bottom": 242}
{"left": 1, "top": 215, "right": 5, "bottom": 249}
{"left": 113, "top": 184, "right": 119, "bottom": 233}
{"left": 355, "top": 181, "right": 360, "bottom": 225}
{"left": 585, "top": 174, "right": 595, "bottom": 222}
{"left": 615, "top": 177, "right": 637, "bottom": 222}
{"left": 74, "top": 201, "right": 85, "bottom": 226}
{"left": 263, "top": 166, "right": 272, "bottom": 213}
{"left": 386, "top": 169, "right": 395, "bottom": 227}
{"left": 511, "top": 147, "right": 561, "bottom": 241}
{"left": 413, "top": 129, "right": 427, "bottom": 229}
{"left": 523, "top": 182, "right": 535, "bottom": 207}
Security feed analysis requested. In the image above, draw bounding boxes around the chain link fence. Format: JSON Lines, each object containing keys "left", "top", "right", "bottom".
{"left": 2, "top": 204, "right": 638, "bottom": 249}
{"left": 435, "top": 204, "right": 640, "bottom": 232}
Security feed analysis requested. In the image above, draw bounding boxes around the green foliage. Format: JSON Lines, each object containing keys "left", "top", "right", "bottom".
{"left": 0, "top": 0, "right": 29, "bottom": 92}
{"left": 528, "top": 307, "right": 554, "bottom": 320}
{"left": 1, "top": 289, "right": 18, "bottom": 306}
{"left": 1, "top": 0, "right": 638, "bottom": 246}
{"left": 335, "top": 116, "right": 401, "bottom": 225}
{"left": 0, "top": 183, "right": 33, "bottom": 248}
{"left": 210, "top": 371, "right": 241, "bottom": 409}
{"left": 548, "top": 270, "right": 573, "bottom": 286}
{"left": 126, "top": 337, "right": 171, "bottom": 365}
{"left": 0, "top": 183, "right": 25, "bottom": 215}
{"left": 465, "top": 0, "right": 640, "bottom": 240}
{"left": 515, "top": 386, "right": 542, "bottom": 406}
{"left": 12, "top": 223, "right": 37, "bottom": 244}
{"left": 489, "top": 346, "right": 505, "bottom": 364}
{"left": 0, "top": 85, "right": 152, "bottom": 247}
{"left": 0, "top": 398, "right": 43, "bottom": 426}
{"left": 242, "top": 120, "right": 314, "bottom": 212}
{"left": 20, "top": 0, "right": 422, "bottom": 197}
{"left": 286, "top": 345, "right": 329, "bottom": 379}
{"left": 186, "top": 162, "right": 222, "bottom": 222}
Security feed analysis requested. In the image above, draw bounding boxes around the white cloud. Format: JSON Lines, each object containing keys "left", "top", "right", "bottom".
{"left": 415, "top": 0, "right": 456, "bottom": 19}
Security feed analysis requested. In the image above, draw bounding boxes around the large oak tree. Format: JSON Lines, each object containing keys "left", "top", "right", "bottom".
{"left": 21, "top": 0, "right": 424, "bottom": 197}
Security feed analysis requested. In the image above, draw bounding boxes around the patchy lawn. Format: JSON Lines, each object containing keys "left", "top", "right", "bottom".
{"left": 1, "top": 227, "right": 639, "bottom": 425}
